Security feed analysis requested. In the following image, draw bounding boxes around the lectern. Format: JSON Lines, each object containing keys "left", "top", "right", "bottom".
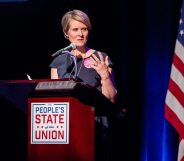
{"left": 29, "top": 79, "right": 96, "bottom": 161}
{"left": 0, "top": 79, "right": 115, "bottom": 161}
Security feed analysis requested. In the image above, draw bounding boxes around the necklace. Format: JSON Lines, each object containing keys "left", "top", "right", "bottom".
{"left": 69, "top": 56, "right": 85, "bottom": 80}
{"left": 76, "top": 58, "right": 85, "bottom": 78}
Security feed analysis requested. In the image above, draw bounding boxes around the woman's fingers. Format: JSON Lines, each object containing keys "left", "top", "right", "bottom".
{"left": 90, "top": 52, "right": 110, "bottom": 71}
{"left": 98, "top": 52, "right": 104, "bottom": 62}
{"left": 105, "top": 55, "right": 109, "bottom": 67}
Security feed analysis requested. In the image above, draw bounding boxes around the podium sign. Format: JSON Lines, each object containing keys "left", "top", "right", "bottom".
{"left": 31, "top": 102, "right": 69, "bottom": 144}
{"left": 28, "top": 96, "right": 95, "bottom": 161}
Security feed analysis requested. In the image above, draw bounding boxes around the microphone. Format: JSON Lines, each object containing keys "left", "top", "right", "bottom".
{"left": 51, "top": 43, "right": 76, "bottom": 57}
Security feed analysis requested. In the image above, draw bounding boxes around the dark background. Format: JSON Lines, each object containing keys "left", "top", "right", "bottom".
{"left": 0, "top": 0, "right": 182, "bottom": 161}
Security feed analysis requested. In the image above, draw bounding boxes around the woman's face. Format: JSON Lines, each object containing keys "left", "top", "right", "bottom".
{"left": 66, "top": 19, "right": 89, "bottom": 48}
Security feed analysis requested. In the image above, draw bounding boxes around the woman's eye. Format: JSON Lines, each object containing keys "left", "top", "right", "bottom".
{"left": 82, "top": 28, "right": 87, "bottom": 31}
{"left": 73, "top": 28, "right": 78, "bottom": 31}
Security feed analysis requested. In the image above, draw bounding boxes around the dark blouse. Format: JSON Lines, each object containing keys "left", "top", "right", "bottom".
{"left": 50, "top": 51, "right": 113, "bottom": 160}
{"left": 49, "top": 50, "right": 113, "bottom": 92}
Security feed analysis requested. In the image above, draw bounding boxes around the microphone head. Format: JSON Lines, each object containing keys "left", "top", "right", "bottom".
{"left": 70, "top": 43, "right": 77, "bottom": 50}
{"left": 51, "top": 43, "right": 77, "bottom": 57}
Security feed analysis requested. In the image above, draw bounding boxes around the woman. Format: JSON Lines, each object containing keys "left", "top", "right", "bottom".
{"left": 50, "top": 9, "right": 118, "bottom": 161}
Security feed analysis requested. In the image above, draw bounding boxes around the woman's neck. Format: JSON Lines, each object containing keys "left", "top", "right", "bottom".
{"left": 73, "top": 46, "right": 90, "bottom": 58}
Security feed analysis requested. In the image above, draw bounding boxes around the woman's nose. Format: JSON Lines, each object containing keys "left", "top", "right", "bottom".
{"left": 77, "top": 30, "right": 83, "bottom": 36}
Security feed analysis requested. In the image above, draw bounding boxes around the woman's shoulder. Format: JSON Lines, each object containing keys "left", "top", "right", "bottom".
{"left": 87, "top": 48, "right": 108, "bottom": 56}
{"left": 86, "top": 48, "right": 113, "bottom": 66}
{"left": 93, "top": 50, "right": 109, "bottom": 59}
{"left": 50, "top": 53, "right": 69, "bottom": 67}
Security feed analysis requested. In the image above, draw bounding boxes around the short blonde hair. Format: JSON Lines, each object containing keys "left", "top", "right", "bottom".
{"left": 61, "top": 9, "right": 91, "bottom": 35}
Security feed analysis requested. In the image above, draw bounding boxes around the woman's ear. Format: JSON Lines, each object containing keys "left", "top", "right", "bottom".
{"left": 64, "top": 32, "right": 69, "bottom": 39}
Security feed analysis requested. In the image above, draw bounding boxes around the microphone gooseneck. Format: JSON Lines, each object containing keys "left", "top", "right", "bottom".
{"left": 51, "top": 43, "right": 76, "bottom": 57}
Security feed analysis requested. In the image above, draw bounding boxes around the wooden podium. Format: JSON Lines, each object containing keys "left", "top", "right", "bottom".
{"left": 0, "top": 79, "right": 115, "bottom": 161}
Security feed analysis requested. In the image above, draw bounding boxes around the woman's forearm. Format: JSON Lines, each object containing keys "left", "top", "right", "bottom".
{"left": 101, "top": 76, "right": 118, "bottom": 103}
